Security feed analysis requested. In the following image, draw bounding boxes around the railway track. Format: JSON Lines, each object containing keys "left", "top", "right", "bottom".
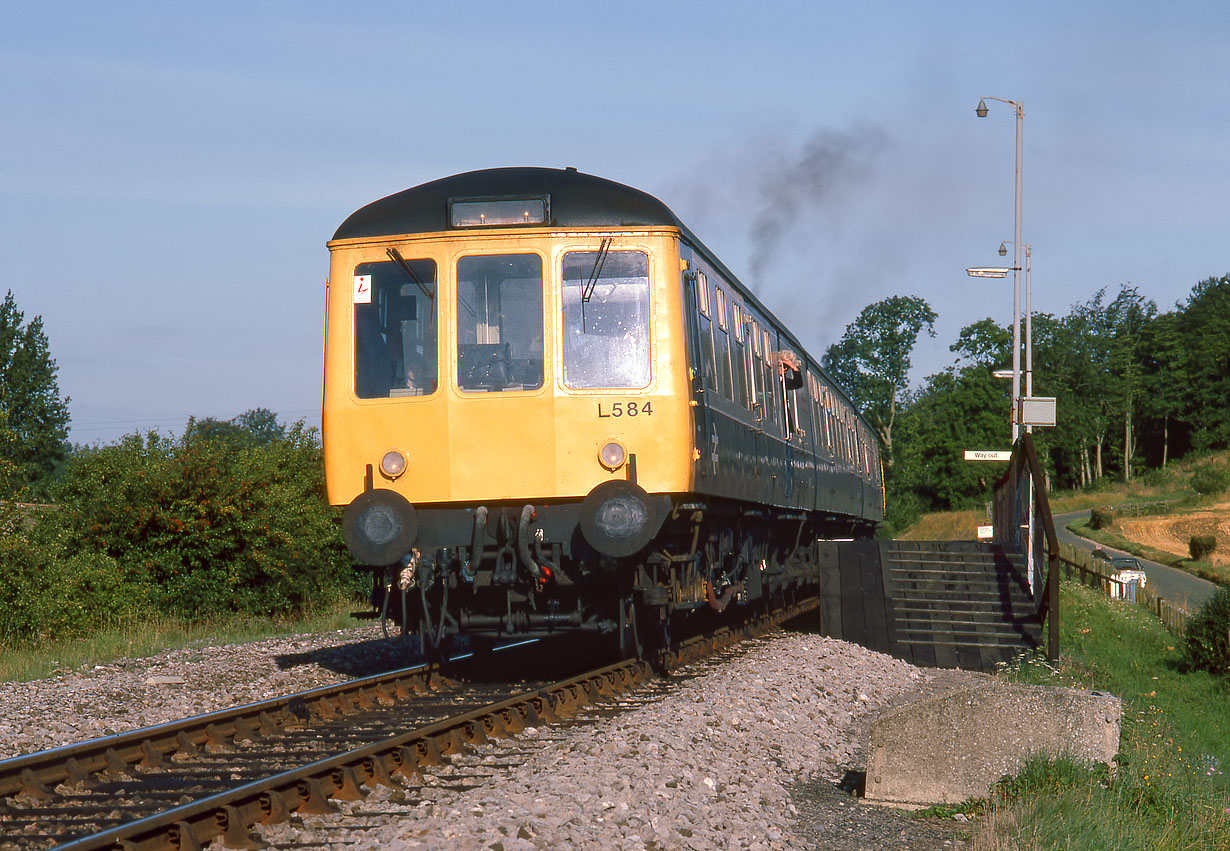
{"left": 0, "top": 597, "right": 817, "bottom": 851}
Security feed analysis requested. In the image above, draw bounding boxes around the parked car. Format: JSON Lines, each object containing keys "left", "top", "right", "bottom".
{"left": 1109, "top": 556, "right": 1148, "bottom": 600}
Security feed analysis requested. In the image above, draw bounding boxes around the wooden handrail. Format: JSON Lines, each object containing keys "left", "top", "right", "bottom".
{"left": 993, "top": 432, "right": 1060, "bottom": 663}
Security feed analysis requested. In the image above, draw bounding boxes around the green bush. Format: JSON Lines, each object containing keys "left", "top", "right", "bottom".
{"left": 1189, "top": 535, "right": 1218, "bottom": 561}
{"left": 0, "top": 517, "right": 154, "bottom": 645}
{"left": 0, "top": 420, "right": 364, "bottom": 648}
{"left": 54, "top": 424, "right": 361, "bottom": 618}
{"left": 1090, "top": 508, "right": 1114, "bottom": 530}
{"left": 1184, "top": 587, "right": 1230, "bottom": 675}
{"left": 1190, "top": 464, "right": 1230, "bottom": 496}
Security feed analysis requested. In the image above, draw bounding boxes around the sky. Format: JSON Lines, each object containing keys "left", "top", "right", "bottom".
{"left": 3, "top": 1, "right": 1228, "bottom": 444}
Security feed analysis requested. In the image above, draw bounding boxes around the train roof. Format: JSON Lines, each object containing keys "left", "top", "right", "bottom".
{"left": 332, "top": 167, "right": 686, "bottom": 240}
{"left": 331, "top": 165, "right": 743, "bottom": 332}
{"left": 331, "top": 167, "right": 869, "bottom": 424}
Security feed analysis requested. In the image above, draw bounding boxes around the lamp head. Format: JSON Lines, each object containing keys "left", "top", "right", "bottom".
{"left": 998, "top": 242, "right": 1008, "bottom": 257}
{"left": 976, "top": 98, "right": 989, "bottom": 118}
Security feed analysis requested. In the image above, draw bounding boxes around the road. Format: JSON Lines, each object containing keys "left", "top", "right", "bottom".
{"left": 1054, "top": 510, "right": 1219, "bottom": 611}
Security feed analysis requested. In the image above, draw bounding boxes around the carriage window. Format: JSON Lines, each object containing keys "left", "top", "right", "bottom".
{"left": 731, "top": 304, "right": 749, "bottom": 409}
{"left": 748, "top": 319, "right": 762, "bottom": 409}
{"left": 713, "top": 289, "right": 733, "bottom": 401}
{"left": 695, "top": 269, "right": 710, "bottom": 316}
{"left": 354, "top": 257, "right": 438, "bottom": 399}
{"left": 698, "top": 313, "right": 716, "bottom": 392}
{"left": 762, "top": 358, "right": 778, "bottom": 433}
{"left": 816, "top": 382, "right": 832, "bottom": 454}
{"left": 456, "top": 254, "right": 544, "bottom": 392}
{"left": 562, "top": 249, "right": 651, "bottom": 389}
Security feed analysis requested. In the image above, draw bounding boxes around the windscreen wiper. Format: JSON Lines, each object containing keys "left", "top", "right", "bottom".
{"left": 386, "top": 248, "right": 433, "bottom": 300}
{"left": 386, "top": 247, "right": 471, "bottom": 322}
{"left": 582, "top": 237, "right": 612, "bottom": 304}
{"left": 580, "top": 237, "right": 612, "bottom": 331}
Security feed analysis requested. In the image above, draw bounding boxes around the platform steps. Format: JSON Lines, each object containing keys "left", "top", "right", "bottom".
{"left": 885, "top": 541, "right": 1042, "bottom": 671}
{"left": 816, "top": 540, "right": 1043, "bottom": 673}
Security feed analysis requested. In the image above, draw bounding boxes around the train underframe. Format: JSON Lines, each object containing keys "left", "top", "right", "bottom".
{"left": 368, "top": 495, "right": 874, "bottom": 660}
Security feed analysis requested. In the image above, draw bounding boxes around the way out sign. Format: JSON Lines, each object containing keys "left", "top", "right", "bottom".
{"left": 964, "top": 450, "right": 1013, "bottom": 461}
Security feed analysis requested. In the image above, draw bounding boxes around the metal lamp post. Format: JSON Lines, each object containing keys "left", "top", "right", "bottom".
{"left": 976, "top": 96, "right": 1035, "bottom": 594}
{"left": 976, "top": 97, "right": 1023, "bottom": 444}
{"left": 1000, "top": 241, "right": 1032, "bottom": 416}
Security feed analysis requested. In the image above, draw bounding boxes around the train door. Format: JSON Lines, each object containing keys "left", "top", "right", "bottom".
{"left": 746, "top": 316, "right": 769, "bottom": 505}
{"left": 775, "top": 349, "right": 806, "bottom": 506}
{"left": 682, "top": 260, "right": 712, "bottom": 488}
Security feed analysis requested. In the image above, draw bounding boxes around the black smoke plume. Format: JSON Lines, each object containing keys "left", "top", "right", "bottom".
{"left": 748, "top": 125, "right": 888, "bottom": 291}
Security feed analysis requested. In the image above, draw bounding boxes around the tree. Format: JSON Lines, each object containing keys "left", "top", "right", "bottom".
{"left": 1046, "top": 289, "right": 1118, "bottom": 486}
{"left": 1179, "top": 275, "right": 1230, "bottom": 450}
{"left": 231, "top": 408, "right": 287, "bottom": 447}
{"left": 1137, "top": 311, "right": 1186, "bottom": 467}
{"left": 0, "top": 291, "right": 70, "bottom": 500}
{"left": 890, "top": 365, "right": 1006, "bottom": 524}
{"left": 183, "top": 408, "right": 287, "bottom": 450}
{"left": 0, "top": 410, "right": 18, "bottom": 496}
{"left": 1104, "top": 286, "right": 1156, "bottom": 481}
{"left": 183, "top": 416, "right": 252, "bottom": 448}
{"left": 949, "top": 317, "right": 1012, "bottom": 372}
{"left": 822, "top": 295, "right": 936, "bottom": 469}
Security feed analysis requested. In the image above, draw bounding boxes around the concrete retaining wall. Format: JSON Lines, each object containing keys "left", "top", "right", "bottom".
{"left": 864, "top": 682, "right": 1121, "bottom": 808}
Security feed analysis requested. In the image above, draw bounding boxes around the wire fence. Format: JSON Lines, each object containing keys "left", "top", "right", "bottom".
{"left": 1059, "top": 542, "right": 1190, "bottom": 636}
{"left": 1093, "top": 500, "right": 1176, "bottom": 519}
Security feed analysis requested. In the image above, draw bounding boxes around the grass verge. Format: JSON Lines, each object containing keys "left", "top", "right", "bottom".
{"left": 968, "top": 578, "right": 1230, "bottom": 849}
{"left": 0, "top": 595, "right": 369, "bottom": 683}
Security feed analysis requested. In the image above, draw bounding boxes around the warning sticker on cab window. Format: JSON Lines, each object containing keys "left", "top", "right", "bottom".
{"left": 353, "top": 274, "right": 372, "bottom": 304}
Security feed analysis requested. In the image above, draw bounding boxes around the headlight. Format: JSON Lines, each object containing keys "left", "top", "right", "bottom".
{"left": 380, "top": 450, "right": 407, "bottom": 479}
{"left": 598, "top": 440, "right": 627, "bottom": 471}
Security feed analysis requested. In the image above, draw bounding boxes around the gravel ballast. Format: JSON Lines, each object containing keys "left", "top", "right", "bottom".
{"left": 0, "top": 626, "right": 983, "bottom": 849}
{"left": 0, "top": 623, "right": 395, "bottom": 759}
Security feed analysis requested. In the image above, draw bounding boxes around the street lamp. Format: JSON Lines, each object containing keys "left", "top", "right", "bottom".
{"left": 964, "top": 264, "right": 1019, "bottom": 437}
{"left": 976, "top": 96, "right": 1035, "bottom": 596}
{"left": 976, "top": 96, "right": 1024, "bottom": 444}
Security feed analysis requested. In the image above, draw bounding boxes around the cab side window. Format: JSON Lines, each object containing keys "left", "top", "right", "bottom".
{"left": 562, "top": 249, "right": 651, "bottom": 389}
{"left": 354, "top": 257, "right": 438, "bottom": 399}
{"left": 456, "top": 254, "right": 544, "bottom": 392}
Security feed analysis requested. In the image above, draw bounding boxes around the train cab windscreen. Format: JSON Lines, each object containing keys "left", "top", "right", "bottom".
{"left": 456, "top": 254, "right": 544, "bottom": 392}
{"left": 353, "top": 258, "right": 438, "bottom": 398}
{"left": 562, "top": 249, "right": 651, "bottom": 389}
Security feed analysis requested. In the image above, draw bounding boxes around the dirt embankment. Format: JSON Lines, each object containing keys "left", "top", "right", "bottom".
{"left": 1115, "top": 500, "right": 1230, "bottom": 565}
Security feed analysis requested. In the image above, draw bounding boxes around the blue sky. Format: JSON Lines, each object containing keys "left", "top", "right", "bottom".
{"left": 3, "top": 1, "right": 1228, "bottom": 443}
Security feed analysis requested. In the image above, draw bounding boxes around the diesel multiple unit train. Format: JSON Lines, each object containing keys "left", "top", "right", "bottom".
{"left": 323, "top": 167, "right": 883, "bottom": 658}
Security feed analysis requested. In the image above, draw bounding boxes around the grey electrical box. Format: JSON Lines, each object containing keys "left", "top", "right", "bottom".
{"left": 1021, "top": 397, "right": 1057, "bottom": 427}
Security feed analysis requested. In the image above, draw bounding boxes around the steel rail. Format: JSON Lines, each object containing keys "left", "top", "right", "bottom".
{"left": 6, "top": 592, "right": 819, "bottom": 851}
{"left": 0, "top": 661, "right": 442, "bottom": 802}
{"left": 47, "top": 658, "right": 655, "bottom": 851}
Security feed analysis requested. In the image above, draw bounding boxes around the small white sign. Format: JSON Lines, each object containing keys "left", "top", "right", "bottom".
{"left": 976, "top": 525, "right": 994, "bottom": 540}
{"left": 964, "top": 450, "right": 1013, "bottom": 461}
{"left": 353, "top": 274, "right": 372, "bottom": 304}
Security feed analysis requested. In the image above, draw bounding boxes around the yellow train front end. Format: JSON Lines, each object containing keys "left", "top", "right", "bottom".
{"left": 323, "top": 229, "right": 692, "bottom": 508}
{"left": 323, "top": 169, "right": 696, "bottom": 653}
